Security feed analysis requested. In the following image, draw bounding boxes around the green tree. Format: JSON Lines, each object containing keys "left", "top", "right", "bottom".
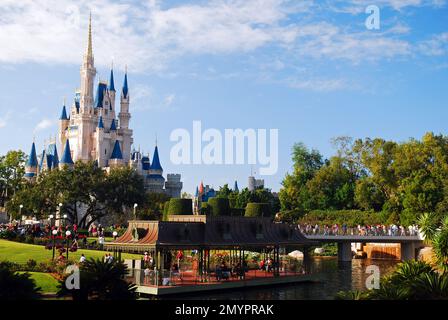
{"left": 0, "top": 150, "right": 26, "bottom": 206}
{"left": 0, "top": 263, "right": 41, "bottom": 300}
{"left": 279, "top": 143, "right": 323, "bottom": 213}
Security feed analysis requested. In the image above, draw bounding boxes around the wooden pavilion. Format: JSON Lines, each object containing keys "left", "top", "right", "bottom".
{"left": 105, "top": 215, "right": 316, "bottom": 290}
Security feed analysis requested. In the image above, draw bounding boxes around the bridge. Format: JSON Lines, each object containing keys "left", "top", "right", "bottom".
{"left": 303, "top": 234, "right": 425, "bottom": 262}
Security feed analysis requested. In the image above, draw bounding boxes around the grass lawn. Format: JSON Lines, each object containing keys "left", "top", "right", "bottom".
{"left": 0, "top": 239, "right": 141, "bottom": 264}
{"left": 18, "top": 272, "right": 60, "bottom": 294}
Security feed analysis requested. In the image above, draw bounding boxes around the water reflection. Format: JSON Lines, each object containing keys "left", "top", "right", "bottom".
{"left": 166, "top": 257, "right": 398, "bottom": 300}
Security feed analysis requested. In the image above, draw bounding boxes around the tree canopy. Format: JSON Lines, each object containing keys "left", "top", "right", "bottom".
{"left": 279, "top": 133, "right": 448, "bottom": 225}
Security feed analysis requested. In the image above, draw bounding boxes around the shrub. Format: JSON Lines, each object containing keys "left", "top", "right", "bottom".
{"left": 0, "top": 264, "right": 41, "bottom": 300}
{"left": 163, "top": 201, "right": 170, "bottom": 221}
{"left": 208, "top": 197, "right": 231, "bottom": 216}
{"left": 168, "top": 198, "right": 193, "bottom": 216}
{"left": 0, "top": 230, "right": 17, "bottom": 240}
{"left": 25, "top": 260, "right": 37, "bottom": 271}
{"left": 200, "top": 203, "right": 210, "bottom": 215}
{"left": 297, "top": 209, "right": 384, "bottom": 227}
{"left": 245, "top": 203, "right": 271, "bottom": 217}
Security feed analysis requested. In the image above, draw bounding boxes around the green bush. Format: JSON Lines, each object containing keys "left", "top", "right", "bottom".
{"left": 163, "top": 201, "right": 170, "bottom": 221}
{"left": 245, "top": 203, "right": 271, "bottom": 217}
{"left": 168, "top": 198, "right": 193, "bottom": 216}
{"left": 208, "top": 197, "right": 231, "bottom": 216}
{"left": 200, "top": 203, "right": 210, "bottom": 215}
{"left": 297, "top": 209, "right": 385, "bottom": 227}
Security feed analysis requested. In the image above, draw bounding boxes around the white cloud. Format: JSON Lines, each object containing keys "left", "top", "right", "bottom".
{"left": 418, "top": 32, "right": 448, "bottom": 56}
{"left": 293, "top": 23, "right": 411, "bottom": 63}
{"left": 287, "top": 78, "right": 351, "bottom": 92}
{"left": 328, "top": 0, "right": 445, "bottom": 12}
{"left": 0, "top": 0, "right": 433, "bottom": 73}
{"left": 34, "top": 119, "right": 55, "bottom": 132}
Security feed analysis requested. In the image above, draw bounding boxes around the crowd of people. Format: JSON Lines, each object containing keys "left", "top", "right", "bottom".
{"left": 299, "top": 223, "right": 421, "bottom": 237}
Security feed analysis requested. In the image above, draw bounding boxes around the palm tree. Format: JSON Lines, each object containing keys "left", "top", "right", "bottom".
{"left": 418, "top": 213, "right": 448, "bottom": 272}
{"left": 412, "top": 272, "right": 448, "bottom": 300}
{"left": 337, "top": 260, "right": 448, "bottom": 300}
{"left": 0, "top": 263, "right": 41, "bottom": 300}
{"left": 58, "top": 258, "right": 136, "bottom": 300}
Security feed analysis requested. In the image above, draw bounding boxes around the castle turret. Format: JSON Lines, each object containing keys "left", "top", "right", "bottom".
{"left": 149, "top": 145, "right": 163, "bottom": 175}
{"left": 117, "top": 71, "right": 132, "bottom": 163}
{"left": 59, "top": 103, "right": 69, "bottom": 146}
{"left": 79, "top": 13, "right": 96, "bottom": 112}
{"left": 119, "top": 72, "right": 130, "bottom": 129}
{"left": 234, "top": 180, "right": 239, "bottom": 192}
{"left": 109, "top": 140, "right": 124, "bottom": 168}
{"left": 59, "top": 139, "right": 74, "bottom": 169}
{"left": 108, "top": 67, "right": 116, "bottom": 111}
{"left": 95, "top": 116, "right": 105, "bottom": 167}
{"left": 24, "top": 142, "right": 38, "bottom": 180}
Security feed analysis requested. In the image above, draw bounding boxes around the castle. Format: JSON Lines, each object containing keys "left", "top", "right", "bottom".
{"left": 24, "top": 15, "right": 182, "bottom": 198}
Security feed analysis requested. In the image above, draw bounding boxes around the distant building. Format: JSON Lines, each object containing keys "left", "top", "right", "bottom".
{"left": 193, "top": 181, "right": 217, "bottom": 214}
{"left": 248, "top": 175, "right": 264, "bottom": 192}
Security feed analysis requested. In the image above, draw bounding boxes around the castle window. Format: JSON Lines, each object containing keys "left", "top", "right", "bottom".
{"left": 105, "top": 149, "right": 107, "bottom": 155}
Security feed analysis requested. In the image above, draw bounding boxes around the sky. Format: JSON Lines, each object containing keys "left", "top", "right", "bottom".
{"left": 0, "top": 0, "right": 447, "bottom": 194}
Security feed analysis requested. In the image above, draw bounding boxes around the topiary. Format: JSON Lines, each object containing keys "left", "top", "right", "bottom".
{"left": 208, "top": 197, "right": 231, "bottom": 216}
{"left": 168, "top": 198, "right": 193, "bottom": 216}
{"left": 162, "top": 201, "right": 170, "bottom": 221}
{"left": 245, "top": 203, "right": 271, "bottom": 218}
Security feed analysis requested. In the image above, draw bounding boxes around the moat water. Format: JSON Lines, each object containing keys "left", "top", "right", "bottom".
{"left": 162, "top": 257, "right": 398, "bottom": 300}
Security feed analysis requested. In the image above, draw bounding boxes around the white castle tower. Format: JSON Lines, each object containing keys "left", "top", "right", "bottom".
{"left": 58, "top": 14, "right": 133, "bottom": 168}
{"left": 25, "top": 14, "right": 183, "bottom": 198}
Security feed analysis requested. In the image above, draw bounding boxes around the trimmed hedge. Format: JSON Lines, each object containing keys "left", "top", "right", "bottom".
{"left": 162, "top": 201, "right": 170, "bottom": 221}
{"left": 245, "top": 203, "right": 271, "bottom": 217}
{"left": 168, "top": 198, "right": 193, "bottom": 216}
{"left": 208, "top": 197, "right": 231, "bottom": 216}
{"left": 200, "top": 203, "right": 210, "bottom": 215}
{"left": 297, "top": 210, "right": 385, "bottom": 227}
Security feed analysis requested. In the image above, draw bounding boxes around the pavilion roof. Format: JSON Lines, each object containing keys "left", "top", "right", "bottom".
{"left": 104, "top": 216, "right": 314, "bottom": 252}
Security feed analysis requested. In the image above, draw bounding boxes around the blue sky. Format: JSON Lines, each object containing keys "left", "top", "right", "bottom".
{"left": 0, "top": 0, "right": 447, "bottom": 194}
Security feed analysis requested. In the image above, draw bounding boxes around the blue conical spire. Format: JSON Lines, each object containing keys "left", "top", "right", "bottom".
{"left": 195, "top": 186, "right": 199, "bottom": 197}
{"left": 109, "top": 68, "right": 115, "bottom": 91}
{"left": 60, "top": 139, "right": 74, "bottom": 165}
{"left": 234, "top": 180, "right": 239, "bottom": 192}
{"left": 122, "top": 72, "right": 128, "bottom": 98}
{"left": 110, "top": 119, "right": 117, "bottom": 131}
{"left": 110, "top": 140, "right": 123, "bottom": 159}
{"left": 26, "top": 142, "right": 38, "bottom": 168}
{"left": 60, "top": 105, "right": 68, "bottom": 120}
{"left": 98, "top": 116, "right": 104, "bottom": 129}
{"left": 150, "top": 145, "right": 163, "bottom": 171}
{"left": 48, "top": 143, "right": 59, "bottom": 169}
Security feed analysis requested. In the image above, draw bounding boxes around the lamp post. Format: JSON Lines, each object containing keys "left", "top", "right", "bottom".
{"left": 133, "top": 203, "right": 138, "bottom": 219}
{"left": 112, "top": 231, "right": 118, "bottom": 240}
{"left": 19, "top": 204, "right": 23, "bottom": 224}
{"left": 49, "top": 214, "right": 54, "bottom": 229}
{"left": 51, "top": 229, "right": 58, "bottom": 260}
{"left": 65, "top": 230, "right": 71, "bottom": 260}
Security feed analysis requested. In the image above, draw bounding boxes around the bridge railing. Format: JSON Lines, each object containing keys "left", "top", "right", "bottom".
{"left": 298, "top": 225, "right": 421, "bottom": 237}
